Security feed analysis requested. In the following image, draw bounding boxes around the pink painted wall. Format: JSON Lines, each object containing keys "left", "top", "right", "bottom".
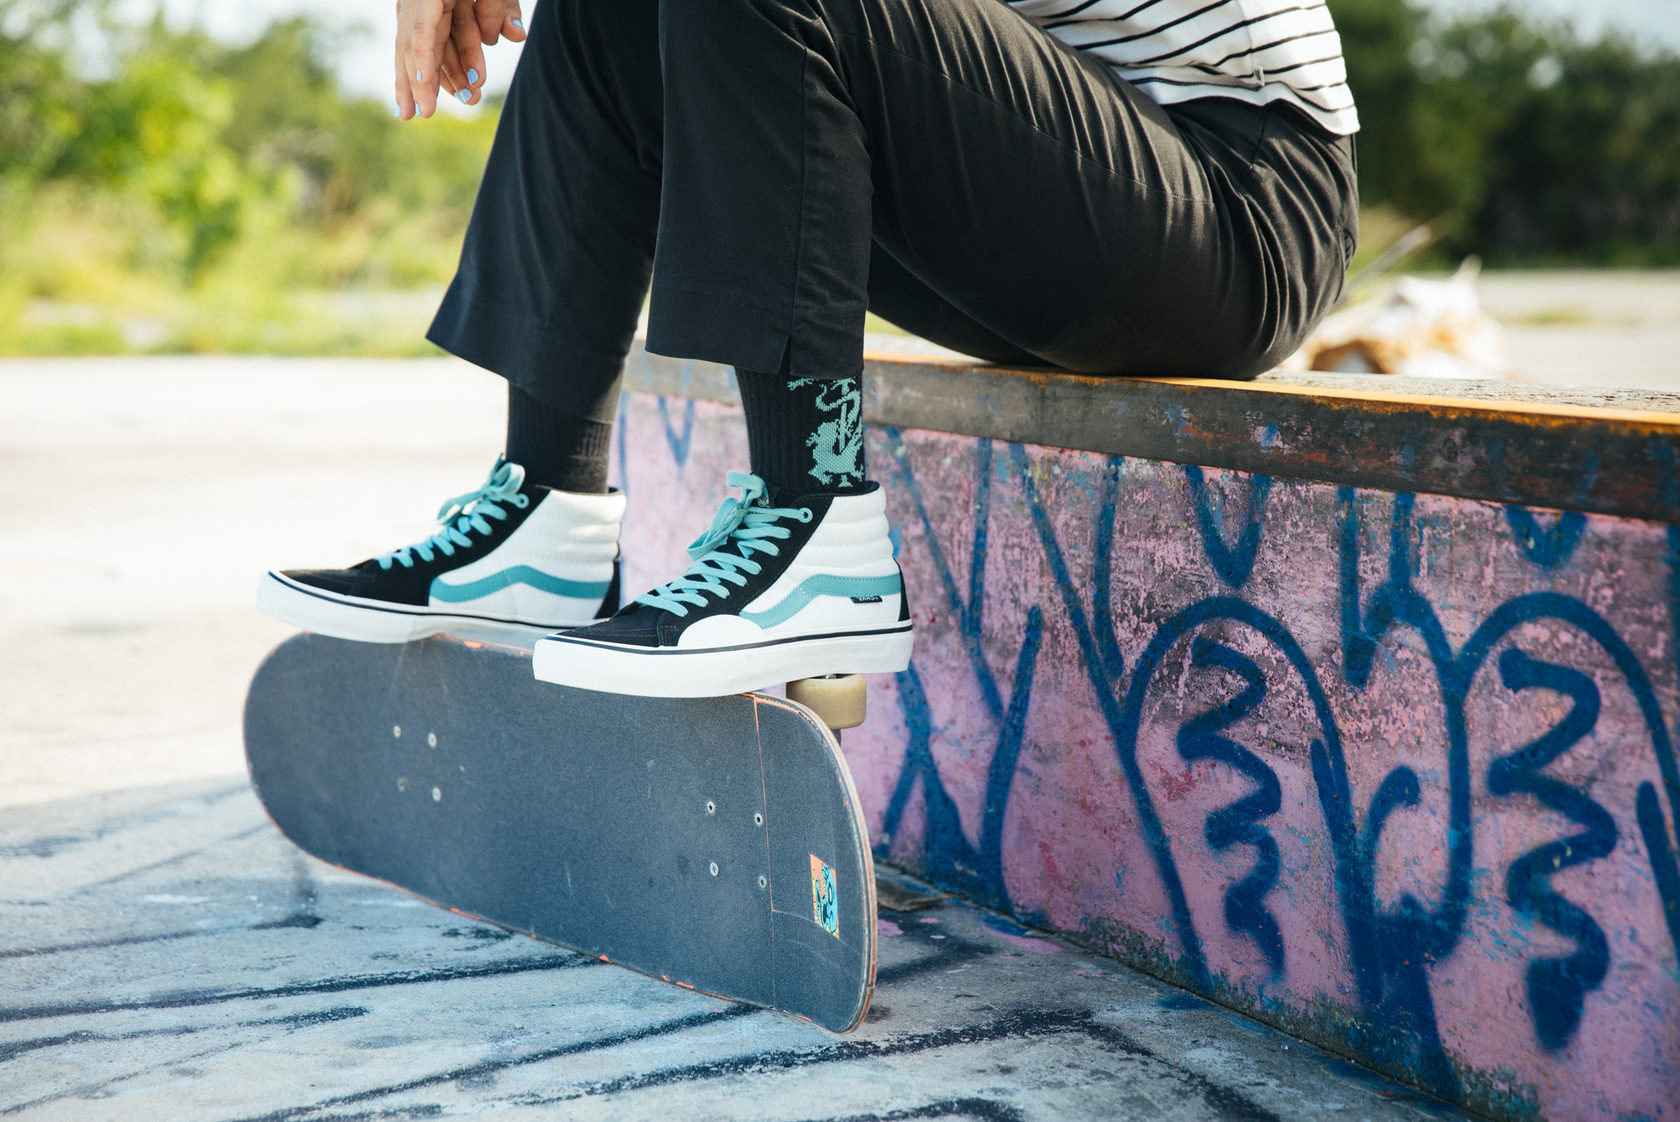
{"left": 613, "top": 393, "right": 1680, "bottom": 1122}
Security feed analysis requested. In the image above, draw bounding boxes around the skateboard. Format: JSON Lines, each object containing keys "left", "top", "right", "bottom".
{"left": 243, "top": 632, "right": 878, "bottom": 1032}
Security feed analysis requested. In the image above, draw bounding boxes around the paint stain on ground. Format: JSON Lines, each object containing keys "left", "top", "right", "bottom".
{"left": 1157, "top": 992, "right": 1213, "bottom": 1012}
{"left": 982, "top": 916, "right": 1062, "bottom": 955}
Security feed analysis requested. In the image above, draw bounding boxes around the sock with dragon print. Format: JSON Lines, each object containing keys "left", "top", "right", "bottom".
{"left": 736, "top": 368, "right": 867, "bottom": 495}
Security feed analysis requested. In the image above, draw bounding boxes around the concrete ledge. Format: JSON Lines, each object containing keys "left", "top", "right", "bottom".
{"left": 612, "top": 347, "right": 1680, "bottom": 1122}
{"left": 623, "top": 342, "right": 1680, "bottom": 523}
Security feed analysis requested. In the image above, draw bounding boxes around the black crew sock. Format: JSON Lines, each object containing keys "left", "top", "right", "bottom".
{"left": 736, "top": 369, "right": 867, "bottom": 496}
{"left": 504, "top": 385, "right": 613, "bottom": 494}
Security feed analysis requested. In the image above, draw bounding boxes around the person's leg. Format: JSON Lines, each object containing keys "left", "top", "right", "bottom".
{"left": 428, "top": 0, "right": 663, "bottom": 431}
{"left": 258, "top": 0, "right": 658, "bottom": 647}
{"left": 529, "top": 0, "right": 913, "bottom": 695}
{"left": 863, "top": 84, "right": 1356, "bottom": 378}
{"left": 646, "top": 0, "right": 1348, "bottom": 514}
{"left": 504, "top": 385, "right": 613, "bottom": 495}
{"left": 539, "top": 0, "right": 1163, "bottom": 694}
{"left": 865, "top": 246, "right": 1042, "bottom": 367}
{"left": 647, "top": 0, "right": 1351, "bottom": 383}
{"left": 736, "top": 370, "right": 867, "bottom": 495}
{"left": 536, "top": 0, "right": 1352, "bottom": 697}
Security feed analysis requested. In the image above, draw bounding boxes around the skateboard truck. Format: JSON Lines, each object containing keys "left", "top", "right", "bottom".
{"left": 787, "top": 673, "right": 866, "bottom": 732}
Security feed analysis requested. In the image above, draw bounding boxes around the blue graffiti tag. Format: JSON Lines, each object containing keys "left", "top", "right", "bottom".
{"left": 816, "top": 421, "right": 1680, "bottom": 1098}
{"left": 656, "top": 393, "right": 697, "bottom": 468}
{"left": 1503, "top": 507, "right": 1586, "bottom": 570}
{"left": 875, "top": 433, "right": 1041, "bottom": 911}
{"left": 1485, "top": 648, "right": 1616, "bottom": 1051}
{"left": 1177, "top": 638, "right": 1286, "bottom": 980}
{"left": 1184, "top": 464, "right": 1273, "bottom": 588}
{"left": 1459, "top": 594, "right": 1680, "bottom": 990}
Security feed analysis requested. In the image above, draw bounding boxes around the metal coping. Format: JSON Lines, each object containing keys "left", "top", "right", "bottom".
{"left": 621, "top": 343, "right": 1680, "bottom": 524}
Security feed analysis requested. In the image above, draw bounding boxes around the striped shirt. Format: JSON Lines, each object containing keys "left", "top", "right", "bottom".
{"left": 1010, "top": 0, "right": 1359, "bottom": 135}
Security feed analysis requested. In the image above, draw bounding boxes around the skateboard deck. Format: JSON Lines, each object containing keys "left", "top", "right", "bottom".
{"left": 243, "top": 632, "right": 877, "bottom": 1032}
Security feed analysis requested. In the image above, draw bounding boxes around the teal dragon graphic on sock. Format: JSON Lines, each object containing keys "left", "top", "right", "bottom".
{"left": 790, "top": 377, "right": 863, "bottom": 488}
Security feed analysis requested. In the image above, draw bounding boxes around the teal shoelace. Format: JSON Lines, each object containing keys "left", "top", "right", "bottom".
{"left": 635, "top": 471, "right": 812, "bottom": 618}
{"left": 375, "top": 460, "right": 531, "bottom": 570}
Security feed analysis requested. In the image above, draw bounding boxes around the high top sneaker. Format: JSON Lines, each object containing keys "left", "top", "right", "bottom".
{"left": 532, "top": 471, "right": 912, "bottom": 696}
{"left": 259, "top": 459, "right": 625, "bottom": 647}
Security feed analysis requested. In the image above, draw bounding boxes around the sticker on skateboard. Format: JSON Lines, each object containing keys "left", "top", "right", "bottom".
{"left": 811, "top": 854, "right": 839, "bottom": 937}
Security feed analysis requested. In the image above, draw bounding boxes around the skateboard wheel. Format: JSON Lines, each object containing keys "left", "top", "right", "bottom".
{"left": 787, "top": 674, "right": 867, "bottom": 731}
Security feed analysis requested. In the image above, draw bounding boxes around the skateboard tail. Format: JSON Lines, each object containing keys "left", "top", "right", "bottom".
{"left": 749, "top": 692, "right": 878, "bottom": 1031}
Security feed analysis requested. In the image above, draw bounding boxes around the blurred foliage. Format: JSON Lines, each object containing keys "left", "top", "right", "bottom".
{"left": 1331, "top": 0, "right": 1680, "bottom": 265}
{"left": 0, "top": 0, "right": 497, "bottom": 354}
{"left": 2, "top": 1, "right": 1678, "bottom": 356}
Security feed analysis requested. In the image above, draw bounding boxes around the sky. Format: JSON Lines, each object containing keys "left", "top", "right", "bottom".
{"left": 99, "top": 0, "right": 1680, "bottom": 106}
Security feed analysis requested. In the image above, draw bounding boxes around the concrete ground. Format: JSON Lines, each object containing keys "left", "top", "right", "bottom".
{"left": 5, "top": 356, "right": 1478, "bottom": 1120}
{"left": 1472, "top": 269, "right": 1680, "bottom": 392}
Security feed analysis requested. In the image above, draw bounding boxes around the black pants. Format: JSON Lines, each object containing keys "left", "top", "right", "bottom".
{"left": 427, "top": 0, "right": 1358, "bottom": 425}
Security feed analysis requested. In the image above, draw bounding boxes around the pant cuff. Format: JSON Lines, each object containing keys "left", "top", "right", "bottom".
{"left": 645, "top": 281, "right": 863, "bottom": 380}
{"left": 427, "top": 282, "right": 627, "bottom": 425}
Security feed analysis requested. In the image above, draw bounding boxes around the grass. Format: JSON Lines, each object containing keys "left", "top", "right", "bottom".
{"left": 0, "top": 200, "right": 1581, "bottom": 359}
{"left": 1506, "top": 307, "right": 1599, "bottom": 327}
{"left": 0, "top": 183, "right": 465, "bottom": 357}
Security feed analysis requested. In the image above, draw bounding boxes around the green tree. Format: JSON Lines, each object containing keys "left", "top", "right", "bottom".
{"left": 1479, "top": 36, "right": 1680, "bottom": 262}
{"left": 0, "top": 2, "right": 91, "bottom": 186}
{"left": 66, "top": 26, "right": 253, "bottom": 276}
{"left": 1329, "top": 0, "right": 1680, "bottom": 263}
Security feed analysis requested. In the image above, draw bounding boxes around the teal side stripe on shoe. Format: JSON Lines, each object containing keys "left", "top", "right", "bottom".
{"left": 430, "top": 566, "right": 612, "bottom": 603}
{"left": 739, "top": 573, "right": 902, "bottom": 629}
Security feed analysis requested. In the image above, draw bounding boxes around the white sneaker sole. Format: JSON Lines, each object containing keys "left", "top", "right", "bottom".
{"left": 258, "top": 571, "right": 600, "bottom": 649}
{"left": 531, "top": 625, "right": 914, "bottom": 697}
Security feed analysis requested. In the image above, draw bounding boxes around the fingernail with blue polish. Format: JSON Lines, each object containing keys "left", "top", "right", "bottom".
{"left": 467, "top": 68, "right": 479, "bottom": 85}
{"left": 415, "top": 68, "right": 423, "bottom": 81}
{"left": 393, "top": 103, "right": 403, "bottom": 118}
{"left": 512, "top": 18, "right": 524, "bottom": 30}
{"left": 456, "top": 89, "right": 470, "bottom": 103}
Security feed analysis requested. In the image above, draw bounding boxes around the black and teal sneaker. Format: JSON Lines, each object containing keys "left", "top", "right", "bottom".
{"left": 531, "top": 471, "right": 913, "bottom": 696}
{"left": 259, "top": 460, "right": 623, "bottom": 647}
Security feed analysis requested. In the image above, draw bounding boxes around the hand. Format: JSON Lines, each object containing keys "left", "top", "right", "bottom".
{"left": 395, "top": 0, "right": 526, "bottom": 120}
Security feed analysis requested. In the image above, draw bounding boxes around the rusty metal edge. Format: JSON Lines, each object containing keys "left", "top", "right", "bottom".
{"left": 620, "top": 344, "right": 1680, "bottom": 523}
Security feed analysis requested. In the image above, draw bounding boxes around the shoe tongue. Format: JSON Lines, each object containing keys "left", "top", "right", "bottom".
{"left": 764, "top": 481, "right": 860, "bottom": 521}
{"left": 490, "top": 457, "right": 551, "bottom": 500}
{"left": 760, "top": 481, "right": 810, "bottom": 509}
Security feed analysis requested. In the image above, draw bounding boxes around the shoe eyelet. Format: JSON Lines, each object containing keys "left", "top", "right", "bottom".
{"left": 799, "top": 509, "right": 814, "bottom": 523}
